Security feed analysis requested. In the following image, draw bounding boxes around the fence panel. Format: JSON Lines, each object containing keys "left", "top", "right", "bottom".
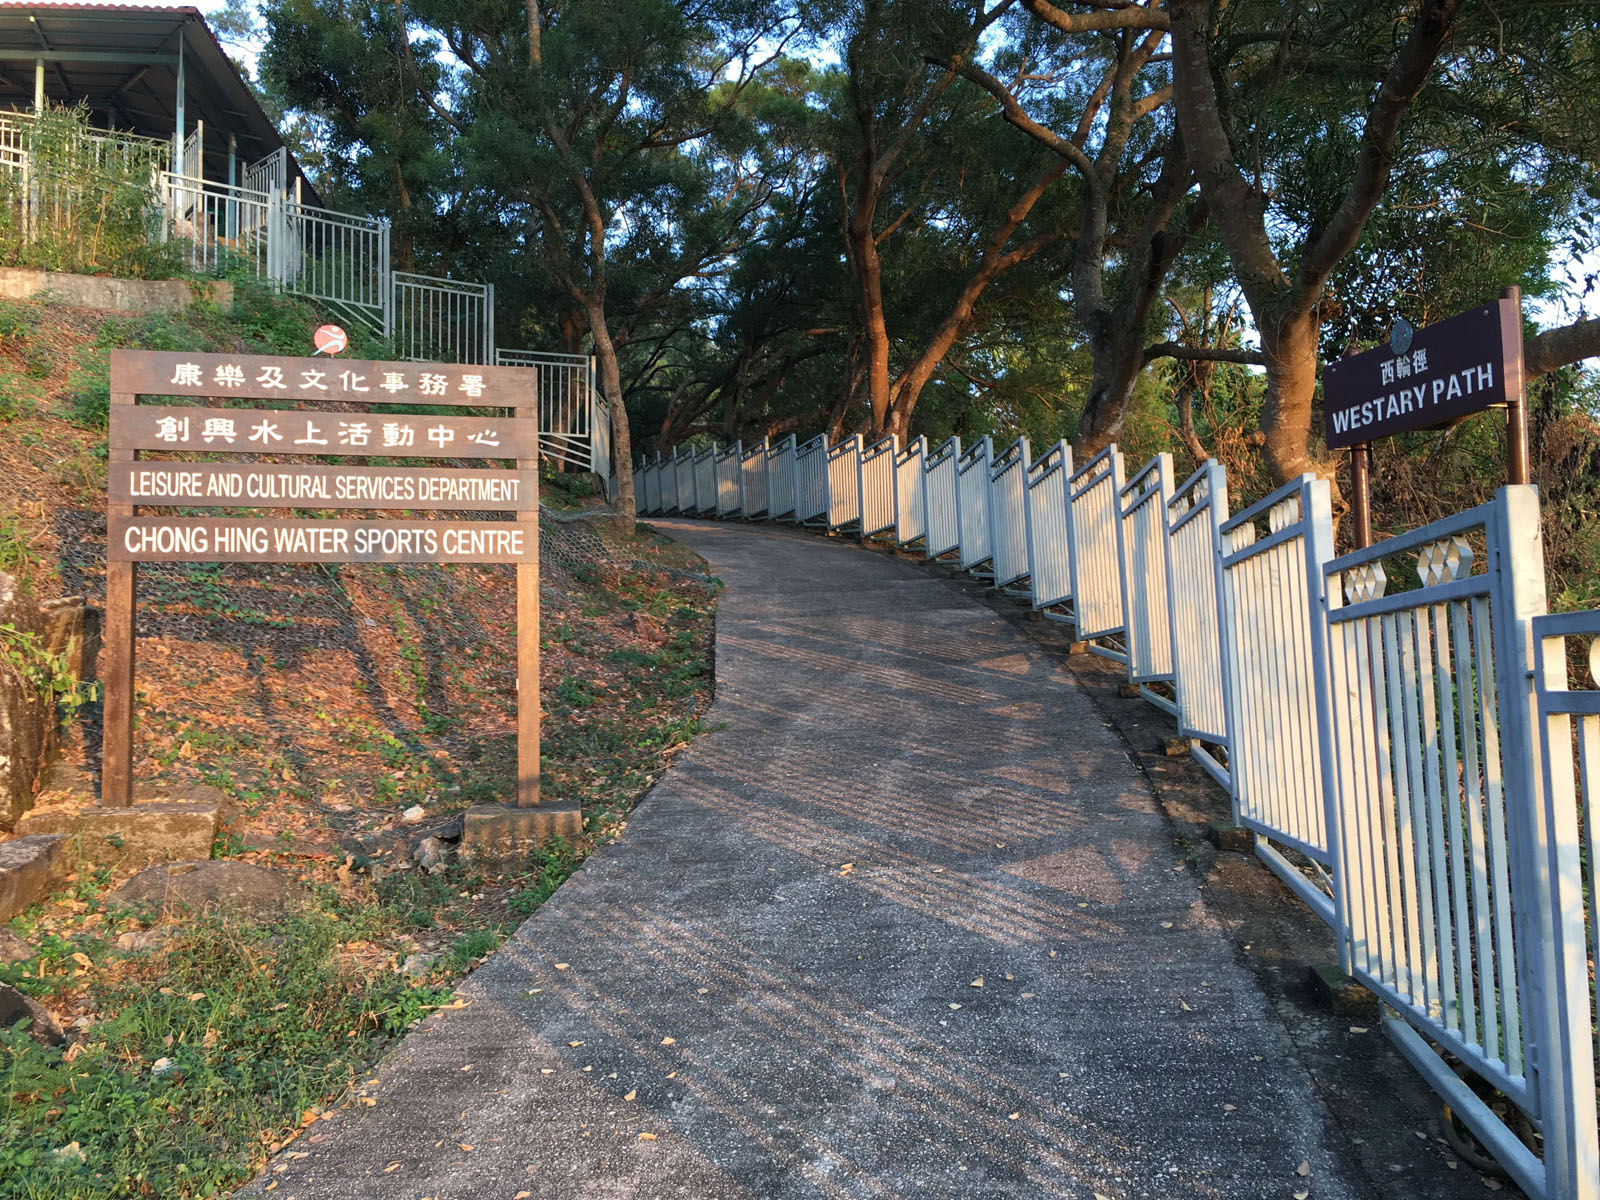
{"left": 496, "top": 351, "right": 595, "bottom": 472}
{"left": 641, "top": 455, "right": 662, "bottom": 515}
{"left": 1219, "top": 475, "right": 1336, "bottom": 916}
{"left": 828, "top": 435, "right": 863, "bottom": 532}
{"left": 989, "top": 438, "right": 1032, "bottom": 589}
{"left": 392, "top": 271, "right": 494, "bottom": 364}
{"left": 741, "top": 440, "right": 770, "bottom": 519}
{"left": 766, "top": 436, "right": 797, "bottom": 520}
{"left": 591, "top": 396, "right": 612, "bottom": 494}
{"left": 1025, "top": 441, "right": 1073, "bottom": 613}
{"left": 1067, "top": 445, "right": 1127, "bottom": 655}
{"left": 157, "top": 174, "right": 271, "bottom": 280}
{"left": 957, "top": 437, "right": 994, "bottom": 573}
{"left": 716, "top": 443, "right": 744, "bottom": 517}
{"left": 279, "top": 199, "right": 388, "bottom": 331}
{"left": 1119, "top": 454, "right": 1177, "bottom": 699}
{"left": 634, "top": 458, "right": 649, "bottom": 515}
{"left": 921, "top": 437, "right": 962, "bottom": 559}
{"left": 895, "top": 436, "right": 927, "bottom": 547}
{"left": 1532, "top": 610, "right": 1600, "bottom": 1200}
{"left": 795, "top": 434, "right": 830, "bottom": 525}
{"left": 859, "top": 436, "right": 898, "bottom": 539}
{"left": 675, "top": 448, "right": 697, "bottom": 515}
{"left": 1165, "top": 461, "right": 1231, "bottom": 786}
{"left": 694, "top": 446, "right": 718, "bottom": 516}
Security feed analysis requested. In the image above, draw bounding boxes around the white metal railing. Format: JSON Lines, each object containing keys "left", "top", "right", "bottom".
{"left": 859, "top": 435, "right": 897, "bottom": 539}
{"left": 1067, "top": 445, "right": 1127, "bottom": 658}
{"left": 1166, "top": 461, "right": 1231, "bottom": 786}
{"left": 895, "top": 435, "right": 927, "bottom": 547}
{"left": 957, "top": 436, "right": 993, "bottom": 573}
{"left": 394, "top": 272, "right": 494, "bottom": 365}
{"left": 1220, "top": 476, "right": 1338, "bottom": 918}
{"left": 740, "top": 439, "right": 769, "bottom": 518}
{"left": 716, "top": 442, "right": 743, "bottom": 517}
{"left": 639, "top": 428, "right": 1600, "bottom": 1200}
{"left": 694, "top": 445, "right": 718, "bottom": 516}
{"left": 827, "top": 435, "right": 863, "bottom": 531}
{"left": 1120, "top": 453, "right": 1177, "bottom": 707}
{"left": 675, "top": 447, "right": 698, "bottom": 515}
{"left": 1025, "top": 440, "right": 1073, "bottom": 615}
{"left": 766, "top": 435, "right": 797, "bottom": 520}
{"left": 923, "top": 436, "right": 962, "bottom": 559}
{"left": 795, "top": 433, "right": 829, "bottom": 525}
{"left": 990, "top": 437, "right": 1031, "bottom": 589}
{"left": 495, "top": 350, "right": 598, "bottom": 473}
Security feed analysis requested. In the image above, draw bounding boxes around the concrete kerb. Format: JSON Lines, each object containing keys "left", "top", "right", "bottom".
{"left": 14, "top": 784, "right": 223, "bottom": 870}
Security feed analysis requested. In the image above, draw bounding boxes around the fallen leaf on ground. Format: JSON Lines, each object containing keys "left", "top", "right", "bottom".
{"left": 948, "top": 1003, "right": 962, "bottom": 1011}
{"left": 839, "top": 863, "right": 854, "bottom": 876}
{"left": 516, "top": 1192, "right": 532, "bottom": 1199}
{"left": 566, "top": 1041, "right": 585, "bottom": 1048}
{"left": 540, "top": 1069, "right": 554, "bottom": 1075}
{"left": 970, "top": 978, "right": 984, "bottom": 988}
{"left": 638, "top": 1132, "right": 658, "bottom": 1142}
{"left": 661, "top": 1037, "right": 676, "bottom": 1046}
{"left": 458, "top": 1144, "right": 474, "bottom": 1152}
{"left": 624, "top": 1090, "right": 637, "bottom": 1101}
{"left": 1349, "top": 1026, "right": 1368, "bottom": 1034}
{"left": 1296, "top": 1161, "right": 1311, "bottom": 1177}
{"left": 554, "top": 963, "right": 570, "bottom": 971}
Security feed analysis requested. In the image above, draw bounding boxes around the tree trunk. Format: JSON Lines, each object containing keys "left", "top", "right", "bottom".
{"left": 1257, "top": 306, "right": 1324, "bottom": 484}
{"left": 848, "top": 205, "right": 892, "bottom": 435}
{"left": 584, "top": 299, "right": 635, "bottom": 530}
{"left": 1072, "top": 330, "right": 1146, "bottom": 459}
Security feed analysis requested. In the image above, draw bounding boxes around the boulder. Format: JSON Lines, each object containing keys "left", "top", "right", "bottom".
{"left": 0, "top": 983, "right": 65, "bottom": 1045}
{"left": 110, "top": 861, "right": 305, "bottom": 919}
{"left": 0, "top": 928, "right": 34, "bottom": 964}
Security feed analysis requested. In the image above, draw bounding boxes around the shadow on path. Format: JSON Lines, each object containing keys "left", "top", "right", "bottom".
{"left": 240, "top": 519, "right": 1365, "bottom": 1200}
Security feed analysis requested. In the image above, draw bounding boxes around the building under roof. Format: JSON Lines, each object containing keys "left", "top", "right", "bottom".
{"left": 0, "top": 3, "right": 317, "bottom": 201}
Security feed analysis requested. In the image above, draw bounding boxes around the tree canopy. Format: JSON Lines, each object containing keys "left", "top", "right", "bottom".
{"left": 248, "top": 0, "right": 1600, "bottom": 526}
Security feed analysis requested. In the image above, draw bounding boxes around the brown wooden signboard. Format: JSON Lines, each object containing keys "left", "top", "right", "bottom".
{"left": 101, "top": 349, "right": 543, "bottom": 811}
{"left": 1323, "top": 297, "right": 1524, "bottom": 450}
{"left": 108, "top": 463, "right": 536, "bottom": 510}
{"left": 109, "top": 406, "right": 537, "bottom": 457}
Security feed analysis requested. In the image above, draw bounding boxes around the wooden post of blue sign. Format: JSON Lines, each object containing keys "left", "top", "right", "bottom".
{"left": 1501, "top": 284, "right": 1529, "bottom": 486}
{"left": 1349, "top": 443, "right": 1372, "bottom": 550}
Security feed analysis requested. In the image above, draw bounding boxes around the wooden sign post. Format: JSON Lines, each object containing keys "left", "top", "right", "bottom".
{"left": 102, "top": 349, "right": 544, "bottom": 810}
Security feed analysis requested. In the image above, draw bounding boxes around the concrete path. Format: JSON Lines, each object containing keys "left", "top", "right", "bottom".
{"left": 246, "top": 520, "right": 1369, "bottom": 1200}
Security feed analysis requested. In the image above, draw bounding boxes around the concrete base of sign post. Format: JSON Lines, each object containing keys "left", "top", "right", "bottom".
{"left": 15, "top": 785, "right": 222, "bottom": 869}
{"left": 1207, "top": 822, "right": 1254, "bottom": 853}
{"left": 457, "top": 803, "right": 584, "bottom": 867}
{"left": 1307, "top": 963, "right": 1379, "bottom": 1019}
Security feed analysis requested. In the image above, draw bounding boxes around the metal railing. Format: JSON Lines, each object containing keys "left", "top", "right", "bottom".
{"left": 859, "top": 435, "right": 897, "bottom": 539}
{"left": 632, "top": 430, "right": 1600, "bottom": 1199}
{"left": 740, "top": 439, "right": 769, "bottom": 519}
{"left": 715, "top": 442, "right": 743, "bottom": 517}
{"left": 394, "top": 272, "right": 494, "bottom": 366}
{"left": 1120, "top": 453, "right": 1177, "bottom": 708}
{"left": 895, "top": 436, "right": 927, "bottom": 547}
{"left": 695, "top": 445, "right": 718, "bottom": 516}
{"left": 795, "top": 433, "right": 829, "bottom": 526}
{"left": 1067, "top": 445, "right": 1127, "bottom": 658}
{"left": 827, "top": 435, "right": 862, "bottom": 532}
{"left": 766, "top": 435, "right": 797, "bottom": 520}
{"left": 990, "top": 437, "right": 1031, "bottom": 589}
{"left": 1025, "top": 440, "right": 1073, "bottom": 616}
{"left": 956, "top": 436, "right": 993, "bottom": 573}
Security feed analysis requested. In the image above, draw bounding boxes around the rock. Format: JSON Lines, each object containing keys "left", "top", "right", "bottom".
{"left": 412, "top": 836, "right": 450, "bottom": 873}
{"left": 400, "top": 805, "right": 427, "bottom": 825}
{"left": 110, "top": 861, "right": 306, "bottom": 919}
{"left": 151, "top": 1056, "right": 176, "bottom": 1076}
{"left": 0, "top": 928, "right": 35, "bottom": 964}
{"left": 0, "top": 834, "right": 67, "bottom": 923}
{"left": 0, "top": 983, "right": 65, "bottom": 1045}
{"left": 113, "top": 930, "right": 165, "bottom": 953}
{"left": 399, "top": 952, "right": 438, "bottom": 980}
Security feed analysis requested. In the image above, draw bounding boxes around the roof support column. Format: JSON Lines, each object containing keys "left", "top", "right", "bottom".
{"left": 172, "top": 27, "right": 186, "bottom": 174}
{"left": 32, "top": 57, "right": 42, "bottom": 113}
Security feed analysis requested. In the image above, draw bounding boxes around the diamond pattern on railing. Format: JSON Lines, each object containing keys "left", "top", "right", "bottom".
{"left": 1343, "top": 562, "right": 1387, "bottom": 604}
{"left": 1416, "top": 535, "right": 1473, "bottom": 586}
{"left": 1170, "top": 494, "right": 1192, "bottom": 517}
{"left": 1590, "top": 637, "right": 1600, "bottom": 688}
{"left": 1268, "top": 494, "right": 1301, "bottom": 533}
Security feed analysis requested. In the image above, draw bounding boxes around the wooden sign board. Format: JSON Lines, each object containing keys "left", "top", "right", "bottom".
{"left": 1323, "top": 298, "right": 1524, "bottom": 449}
{"left": 100, "top": 348, "right": 544, "bottom": 811}
{"left": 109, "top": 406, "right": 537, "bottom": 457}
{"left": 108, "top": 463, "right": 536, "bottom": 510}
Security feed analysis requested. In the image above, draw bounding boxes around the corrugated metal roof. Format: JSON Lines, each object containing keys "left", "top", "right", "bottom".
{"left": 0, "top": 4, "right": 318, "bottom": 202}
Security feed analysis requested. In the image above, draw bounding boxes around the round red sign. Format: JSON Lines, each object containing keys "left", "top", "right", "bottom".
{"left": 313, "top": 324, "right": 348, "bottom": 355}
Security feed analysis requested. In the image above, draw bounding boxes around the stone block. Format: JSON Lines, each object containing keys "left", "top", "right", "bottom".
{"left": 458, "top": 803, "right": 584, "bottom": 866}
{"left": 15, "top": 791, "right": 221, "bottom": 869}
{"left": 1308, "top": 962, "right": 1380, "bottom": 1019}
{"left": 0, "top": 834, "right": 67, "bottom": 922}
{"left": 1117, "top": 683, "right": 1142, "bottom": 699}
{"left": 1207, "top": 822, "right": 1253, "bottom": 853}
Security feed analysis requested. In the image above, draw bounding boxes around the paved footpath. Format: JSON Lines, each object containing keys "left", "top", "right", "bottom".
{"left": 245, "top": 520, "right": 1372, "bottom": 1200}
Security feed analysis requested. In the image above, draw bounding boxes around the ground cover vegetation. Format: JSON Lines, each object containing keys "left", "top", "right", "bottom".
{"left": 0, "top": 295, "right": 717, "bottom": 1197}
{"left": 240, "top": 0, "right": 1600, "bottom": 588}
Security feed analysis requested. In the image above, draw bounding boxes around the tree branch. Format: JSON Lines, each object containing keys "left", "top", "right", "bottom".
{"left": 1526, "top": 315, "right": 1600, "bottom": 379}
{"left": 1143, "top": 341, "right": 1266, "bottom": 366}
